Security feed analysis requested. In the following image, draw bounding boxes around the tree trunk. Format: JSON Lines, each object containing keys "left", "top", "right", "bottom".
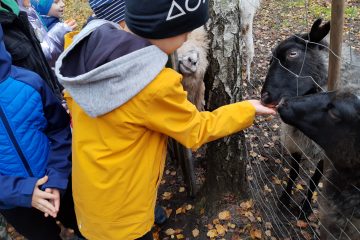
{"left": 201, "top": 0, "right": 248, "bottom": 211}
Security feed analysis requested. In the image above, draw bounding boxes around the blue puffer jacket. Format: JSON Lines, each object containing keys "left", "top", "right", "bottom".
{"left": 0, "top": 25, "right": 71, "bottom": 209}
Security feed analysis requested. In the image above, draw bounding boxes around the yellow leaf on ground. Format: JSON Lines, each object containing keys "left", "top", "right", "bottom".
{"left": 179, "top": 187, "right": 185, "bottom": 192}
{"left": 162, "top": 192, "right": 172, "bottom": 200}
{"left": 185, "top": 204, "right": 192, "bottom": 210}
{"left": 207, "top": 229, "right": 218, "bottom": 238}
{"left": 264, "top": 184, "right": 272, "bottom": 193}
{"left": 192, "top": 228, "right": 199, "bottom": 237}
{"left": 250, "top": 229, "right": 262, "bottom": 239}
{"left": 215, "top": 224, "right": 227, "bottom": 236}
{"left": 165, "top": 228, "right": 176, "bottom": 236}
{"left": 176, "top": 234, "right": 184, "bottom": 239}
{"left": 240, "top": 199, "right": 253, "bottom": 210}
{"left": 175, "top": 207, "right": 182, "bottom": 215}
{"left": 207, "top": 223, "right": 214, "bottom": 230}
{"left": 213, "top": 218, "right": 220, "bottom": 225}
{"left": 296, "top": 220, "right": 308, "bottom": 228}
{"left": 296, "top": 184, "right": 304, "bottom": 190}
{"left": 218, "top": 210, "right": 231, "bottom": 220}
{"left": 227, "top": 222, "right": 236, "bottom": 229}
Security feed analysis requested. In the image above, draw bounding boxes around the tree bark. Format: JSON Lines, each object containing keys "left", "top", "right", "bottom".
{"left": 201, "top": 0, "right": 248, "bottom": 211}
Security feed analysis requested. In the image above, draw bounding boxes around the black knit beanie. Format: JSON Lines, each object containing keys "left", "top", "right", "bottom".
{"left": 125, "top": 0, "right": 209, "bottom": 39}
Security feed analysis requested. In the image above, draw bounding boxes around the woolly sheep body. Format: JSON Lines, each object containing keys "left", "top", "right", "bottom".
{"left": 319, "top": 84, "right": 360, "bottom": 240}
{"left": 279, "top": 84, "right": 360, "bottom": 240}
{"left": 177, "top": 26, "right": 210, "bottom": 111}
{"left": 240, "top": 0, "right": 261, "bottom": 81}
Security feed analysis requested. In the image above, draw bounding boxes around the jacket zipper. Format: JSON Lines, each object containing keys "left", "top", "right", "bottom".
{"left": 0, "top": 106, "right": 34, "bottom": 177}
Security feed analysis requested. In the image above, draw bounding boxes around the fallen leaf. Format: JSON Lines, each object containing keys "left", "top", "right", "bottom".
{"left": 218, "top": 210, "right": 231, "bottom": 220}
{"left": 227, "top": 222, "right": 236, "bottom": 228}
{"left": 207, "top": 229, "right": 217, "bottom": 238}
{"left": 215, "top": 224, "right": 227, "bottom": 236}
{"left": 165, "top": 228, "right": 176, "bottom": 236}
{"left": 192, "top": 228, "right": 199, "bottom": 237}
{"left": 175, "top": 207, "right": 183, "bottom": 215}
{"left": 179, "top": 187, "right": 185, "bottom": 193}
{"left": 296, "top": 220, "right": 308, "bottom": 228}
{"left": 250, "top": 228, "right": 262, "bottom": 239}
{"left": 176, "top": 234, "right": 184, "bottom": 239}
{"left": 213, "top": 218, "right": 220, "bottom": 225}
{"left": 185, "top": 204, "right": 192, "bottom": 211}
{"left": 162, "top": 192, "right": 172, "bottom": 200}
{"left": 207, "top": 223, "right": 214, "bottom": 230}
{"left": 296, "top": 184, "right": 304, "bottom": 191}
{"left": 264, "top": 184, "right": 272, "bottom": 193}
{"left": 240, "top": 199, "right": 253, "bottom": 210}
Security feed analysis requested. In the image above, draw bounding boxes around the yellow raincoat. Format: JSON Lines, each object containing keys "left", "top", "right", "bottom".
{"left": 58, "top": 22, "right": 255, "bottom": 240}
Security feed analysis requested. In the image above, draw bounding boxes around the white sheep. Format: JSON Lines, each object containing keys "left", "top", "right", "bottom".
{"left": 240, "top": 0, "right": 261, "bottom": 81}
{"left": 177, "top": 26, "right": 210, "bottom": 111}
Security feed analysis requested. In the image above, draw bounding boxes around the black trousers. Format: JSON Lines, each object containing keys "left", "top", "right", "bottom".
{"left": 0, "top": 178, "right": 83, "bottom": 240}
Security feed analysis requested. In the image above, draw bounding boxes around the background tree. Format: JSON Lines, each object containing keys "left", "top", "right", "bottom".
{"left": 201, "top": 0, "right": 248, "bottom": 212}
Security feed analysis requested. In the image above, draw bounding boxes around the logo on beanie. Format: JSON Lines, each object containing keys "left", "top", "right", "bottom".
{"left": 167, "top": 0, "right": 206, "bottom": 21}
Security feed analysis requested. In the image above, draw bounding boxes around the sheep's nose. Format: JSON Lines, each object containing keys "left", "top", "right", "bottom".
{"left": 277, "top": 97, "right": 288, "bottom": 108}
{"left": 188, "top": 57, "right": 197, "bottom": 65}
{"left": 261, "top": 91, "right": 272, "bottom": 105}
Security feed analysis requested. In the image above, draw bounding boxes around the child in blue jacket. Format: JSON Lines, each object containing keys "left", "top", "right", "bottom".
{"left": 0, "top": 24, "right": 81, "bottom": 239}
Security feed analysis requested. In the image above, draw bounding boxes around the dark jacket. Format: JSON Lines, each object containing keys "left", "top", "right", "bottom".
{"left": 0, "top": 2, "right": 63, "bottom": 99}
{"left": 0, "top": 25, "right": 72, "bottom": 209}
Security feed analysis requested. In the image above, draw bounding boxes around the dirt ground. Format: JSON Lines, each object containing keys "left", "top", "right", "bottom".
{"left": 6, "top": 0, "right": 360, "bottom": 239}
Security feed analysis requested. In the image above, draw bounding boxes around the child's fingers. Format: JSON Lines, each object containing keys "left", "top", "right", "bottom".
{"left": 35, "top": 176, "right": 48, "bottom": 186}
{"left": 34, "top": 199, "right": 57, "bottom": 217}
{"left": 52, "top": 190, "right": 60, "bottom": 212}
{"left": 36, "top": 190, "right": 57, "bottom": 200}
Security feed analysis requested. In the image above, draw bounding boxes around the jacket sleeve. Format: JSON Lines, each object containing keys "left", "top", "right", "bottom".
{"left": 143, "top": 69, "right": 256, "bottom": 150}
{"left": 39, "top": 82, "right": 72, "bottom": 191}
{"left": 41, "top": 23, "right": 72, "bottom": 67}
{"left": 0, "top": 175, "right": 37, "bottom": 208}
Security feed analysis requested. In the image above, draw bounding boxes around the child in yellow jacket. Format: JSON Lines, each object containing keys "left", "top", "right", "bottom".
{"left": 55, "top": 0, "right": 275, "bottom": 239}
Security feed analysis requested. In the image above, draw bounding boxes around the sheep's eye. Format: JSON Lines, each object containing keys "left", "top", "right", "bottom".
{"left": 328, "top": 108, "right": 341, "bottom": 122}
{"left": 288, "top": 50, "right": 299, "bottom": 59}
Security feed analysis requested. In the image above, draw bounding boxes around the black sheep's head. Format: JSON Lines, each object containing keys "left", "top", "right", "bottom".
{"left": 261, "top": 19, "right": 331, "bottom": 107}
{"left": 278, "top": 87, "right": 360, "bottom": 172}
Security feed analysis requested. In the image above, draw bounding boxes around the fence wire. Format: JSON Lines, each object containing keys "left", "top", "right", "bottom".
{"left": 243, "top": 0, "right": 360, "bottom": 239}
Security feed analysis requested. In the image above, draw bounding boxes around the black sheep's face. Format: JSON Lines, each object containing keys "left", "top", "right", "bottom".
{"left": 261, "top": 38, "right": 323, "bottom": 107}
{"left": 278, "top": 90, "right": 360, "bottom": 169}
{"left": 261, "top": 18, "right": 330, "bottom": 107}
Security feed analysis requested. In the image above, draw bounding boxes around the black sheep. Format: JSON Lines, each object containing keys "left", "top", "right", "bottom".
{"left": 278, "top": 84, "right": 360, "bottom": 240}
{"left": 260, "top": 18, "right": 360, "bottom": 218}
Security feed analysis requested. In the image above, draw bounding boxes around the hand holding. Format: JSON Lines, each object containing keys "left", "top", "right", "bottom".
{"left": 31, "top": 176, "right": 58, "bottom": 218}
{"left": 44, "top": 188, "right": 61, "bottom": 217}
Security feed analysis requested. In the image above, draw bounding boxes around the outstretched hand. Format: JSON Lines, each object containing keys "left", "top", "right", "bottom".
{"left": 31, "top": 176, "right": 59, "bottom": 218}
{"left": 248, "top": 99, "right": 276, "bottom": 115}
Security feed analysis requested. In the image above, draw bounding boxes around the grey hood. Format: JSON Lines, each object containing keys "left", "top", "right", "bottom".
{"left": 55, "top": 19, "right": 168, "bottom": 117}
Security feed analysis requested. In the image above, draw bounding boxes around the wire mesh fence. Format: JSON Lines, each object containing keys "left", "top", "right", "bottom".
{"left": 243, "top": 0, "right": 360, "bottom": 239}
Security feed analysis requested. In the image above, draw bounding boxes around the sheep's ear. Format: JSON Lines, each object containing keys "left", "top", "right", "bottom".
{"left": 309, "top": 18, "right": 330, "bottom": 43}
